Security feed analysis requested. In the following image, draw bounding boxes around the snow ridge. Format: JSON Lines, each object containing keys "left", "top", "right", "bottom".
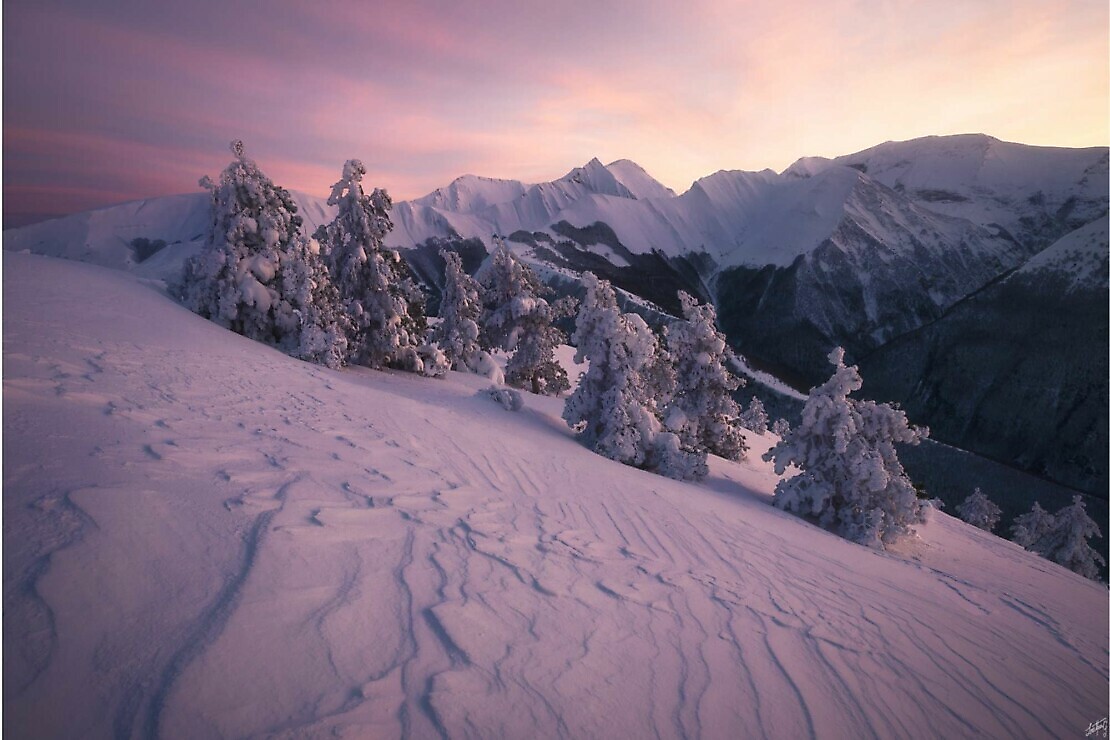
{"left": 5, "top": 135, "right": 1105, "bottom": 280}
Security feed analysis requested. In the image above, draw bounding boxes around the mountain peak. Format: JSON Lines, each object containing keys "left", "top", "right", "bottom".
{"left": 604, "top": 159, "right": 676, "bottom": 199}
{"left": 560, "top": 158, "right": 634, "bottom": 199}
{"left": 782, "top": 156, "right": 835, "bottom": 179}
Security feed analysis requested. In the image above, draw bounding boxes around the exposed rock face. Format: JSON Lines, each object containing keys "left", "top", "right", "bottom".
{"left": 858, "top": 218, "right": 1109, "bottom": 494}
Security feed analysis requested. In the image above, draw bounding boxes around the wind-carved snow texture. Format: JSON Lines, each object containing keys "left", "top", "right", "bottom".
{"left": 4, "top": 252, "right": 1107, "bottom": 739}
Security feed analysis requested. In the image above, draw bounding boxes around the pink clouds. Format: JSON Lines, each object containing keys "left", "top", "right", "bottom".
{"left": 4, "top": 0, "right": 1106, "bottom": 227}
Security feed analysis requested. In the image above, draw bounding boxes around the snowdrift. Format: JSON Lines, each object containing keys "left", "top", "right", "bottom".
{"left": 4, "top": 252, "right": 1107, "bottom": 738}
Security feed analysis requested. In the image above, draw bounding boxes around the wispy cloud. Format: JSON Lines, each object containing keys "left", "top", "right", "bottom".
{"left": 4, "top": 0, "right": 1106, "bottom": 224}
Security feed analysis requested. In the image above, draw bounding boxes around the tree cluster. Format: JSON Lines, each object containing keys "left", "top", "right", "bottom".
{"left": 954, "top": 487, "right": 1103, "bottom": 580}
{"left": 1010, "top": 496, "right": 1104, "bottom": 580}
{"left": 182, "top": 142, "right": 443, "bottom": 375}
{"left": 182, "top": 143, "right": 584, "bottom": 401}
{"left": 563, "top": 274, "right": 748, "bottom": 482}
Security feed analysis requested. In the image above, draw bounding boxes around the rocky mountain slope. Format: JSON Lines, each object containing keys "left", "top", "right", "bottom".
{"left": 859, "top": 216, "right": 1109, "bottom": 494}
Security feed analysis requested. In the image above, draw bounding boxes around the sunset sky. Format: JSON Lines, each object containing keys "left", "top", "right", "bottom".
{"left": 4, "top": 0, "right": 1107, "bottom": 226}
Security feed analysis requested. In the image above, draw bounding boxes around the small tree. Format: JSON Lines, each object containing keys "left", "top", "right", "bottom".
{"left": 739, "top": 397, "right": 769, "bottom": 435}
{"left": 478, "top": 238, "right": 574, "bottom": 395}
{"left": 1037, "top": 496, "right": 1105, "bottom": 580}
{"left": 436, "top": 249, "right": 484, "bottom": 372}
{"left": 1010, "top": 501, "right": 1055, "bottom": 552}
{"left": 316, "top": 159, "right": 431, "bottom": 372}
{"left": 181, "top": 140, "right": 347, "bottom": 366}
{"left": 771, "top": 417, "right": 791, "bottom": 437}
{"left": 664, "top": 291, "right": 747, "bottom": 461}
{"left": 763, "top": 347, "right": 928, "bottom": 549}
{"left": 956, "top": 488, "right": 1002, "bottom": 532}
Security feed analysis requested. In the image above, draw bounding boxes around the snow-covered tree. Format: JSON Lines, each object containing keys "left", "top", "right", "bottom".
{"left": 436, "top": 249, "right": 484, "bottom": 372}
{"left": 663, "top": 291, "right": 747, "bottom": 462}
{"left": 763, "top": 347, "right": 928, "bottom": 549}
{"left": 956, "top": 488, "right": 1002, "bottom": 532}
{"left": 771, "top": 417, "right": 791, "bottom": 437}
{"left": 181, "top": 140, "right": 348, "bottom": 367}
{"left": 485, "top": 385, "right": 524, "bottom": 412}
{"left": 1036, "top": 496, "right": 1105, "bottom": 580}
{"left": 478, "top": 238, "right": 574, "bottom": 395}
{"left": 278, "top": 235, "right": 351, "bottom": 368}
{"left": 739, "top": 397, "right": 769, "bottom": 435}
{"left": 564, "top": 272, "right": 700, "bottom": 478}
{"left": 1010, "top": 501, "right": 1055, "bottom": 551}
{"left": 316, "top": 159, "right": 431, "bottom": 372}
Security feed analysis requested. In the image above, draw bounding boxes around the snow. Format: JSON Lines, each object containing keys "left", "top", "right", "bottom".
{"left": 1, "top": 189, "right": 337, "bottom": 284}
{"left": 733, "top": 353, "right": 809, "bottom": 401}
{"left": 5, "top": 250, "right": 1107, "bottom": 738}
{"left": 828, "top": 134, "right": 1109, "bottom": 233}
{"left": 605, "top": 159, "right": 679, "bottom": 200}
{"left": 7, "top": 136, "right": 1104, "bottom": 281}
{"left": 1016, "top": 214, "right": 1109, "bottom": 289}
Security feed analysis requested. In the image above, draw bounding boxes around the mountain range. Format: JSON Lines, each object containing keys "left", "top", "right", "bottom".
{"left": 5, "top": 133, "right": 1107, "bottom": 495}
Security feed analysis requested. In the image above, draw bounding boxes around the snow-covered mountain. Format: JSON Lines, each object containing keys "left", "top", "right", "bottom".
{"left": 4, "top": 251, "right": 1107, "bottom": 738}
{"left": 4, "top": 134, "right": 1106, "bottom": 493}
{"left": 6, "top": 134, "right": 1102, "bottom": 279}
{"left": 859, "top": 215, "right": 1109, "bottom": 494}
{"left": 829, "top": 134, "right": 1108, "bottom": 246}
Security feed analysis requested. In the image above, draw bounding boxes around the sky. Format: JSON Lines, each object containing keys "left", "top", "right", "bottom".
{"left": 3, "top": 0, "right": 1107, "bottom": 227}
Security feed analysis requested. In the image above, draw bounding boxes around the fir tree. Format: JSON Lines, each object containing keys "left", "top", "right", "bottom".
{"left": 478, "top": 238, "right": 574, "bottom": 395}
{"left": 956, "top": 488, "right": 1002, "bottom": 532}
{"left": 664, "top": 291, "right": 747, "bottom": 461}
{"left": 563, "top": 273, "right": 701, "bottom": 479}
{"left": 1010, "top": 501, "right": 1055, "bottom": 552}
{"left": 763, "top": 347, "right": 928, "bottom": 549}
{"left": 436, "top": 249, "right": 484, "bottom": 372}
{"left": 316, "top": 159, "right": 431, "bottom": 372}
{"left": 771, "top": 417, "right": 791, "bottom": 437}
{"left": 181, "top": 140, "right": 347, "bottom": 366}
{"left": 739, "top": 397, "right": 769, "bottom": 435}
{"left": 279, "top": 235, "right": 351, "bottom": 368}
{"left": 1038, "top": 496, "right": 1105, "bottom": 580}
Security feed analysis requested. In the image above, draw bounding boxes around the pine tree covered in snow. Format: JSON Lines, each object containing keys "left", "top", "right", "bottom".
{"left": 316, "top": 159, "right": 433, "bottom": 373}
{"left": 739, "top": 397, "right": 769, "bottom": 435}
{"left": 436, "top": 249, "right": 484, "bottom": 372}
{"left": 1010, "top": 501, "right": 1055, "bottom": 552}
{"left": 663, "top": 291, "right": 747, "bottom": 462}
{"left": 477, "top": 238, "right": 574, "bottom": 395}
{"left": 563, "top": 273, "right": 701, "bottom": 479}
{"left": 763, "top": 348, "right": 928, "bottom": 549}
{"left": 771, "top": 418, "right": 791, "bottom": 437}
{"left": 279, "top": 236, "right": 352, "bottom": 368}
{"left": 1036, "top": 496, "right": 1105, "bottom": 580}
{"left": 180, "top": 140, "right": 348, "bottom": 367}
{"left": 956, "top": 488, "right": 1002, "bottom": 532}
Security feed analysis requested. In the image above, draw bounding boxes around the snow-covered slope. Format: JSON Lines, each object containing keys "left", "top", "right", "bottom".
{"left": 1, "top": 189, "right": 337, "bottom": 282}
{"left": 0, "top": 192, "right": 211, "bottom": 275}
{"left": 829, "top": 134, "right": 1108, "bottom": 245}
{"left": 5, "top": 251, "right": 1107, "bottom": 738}
{"left": 1016, "top": 213, "right": 1109, "bottom": 290}
{"left": 605, "top": 158, "right": 678, "bottom": 200}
